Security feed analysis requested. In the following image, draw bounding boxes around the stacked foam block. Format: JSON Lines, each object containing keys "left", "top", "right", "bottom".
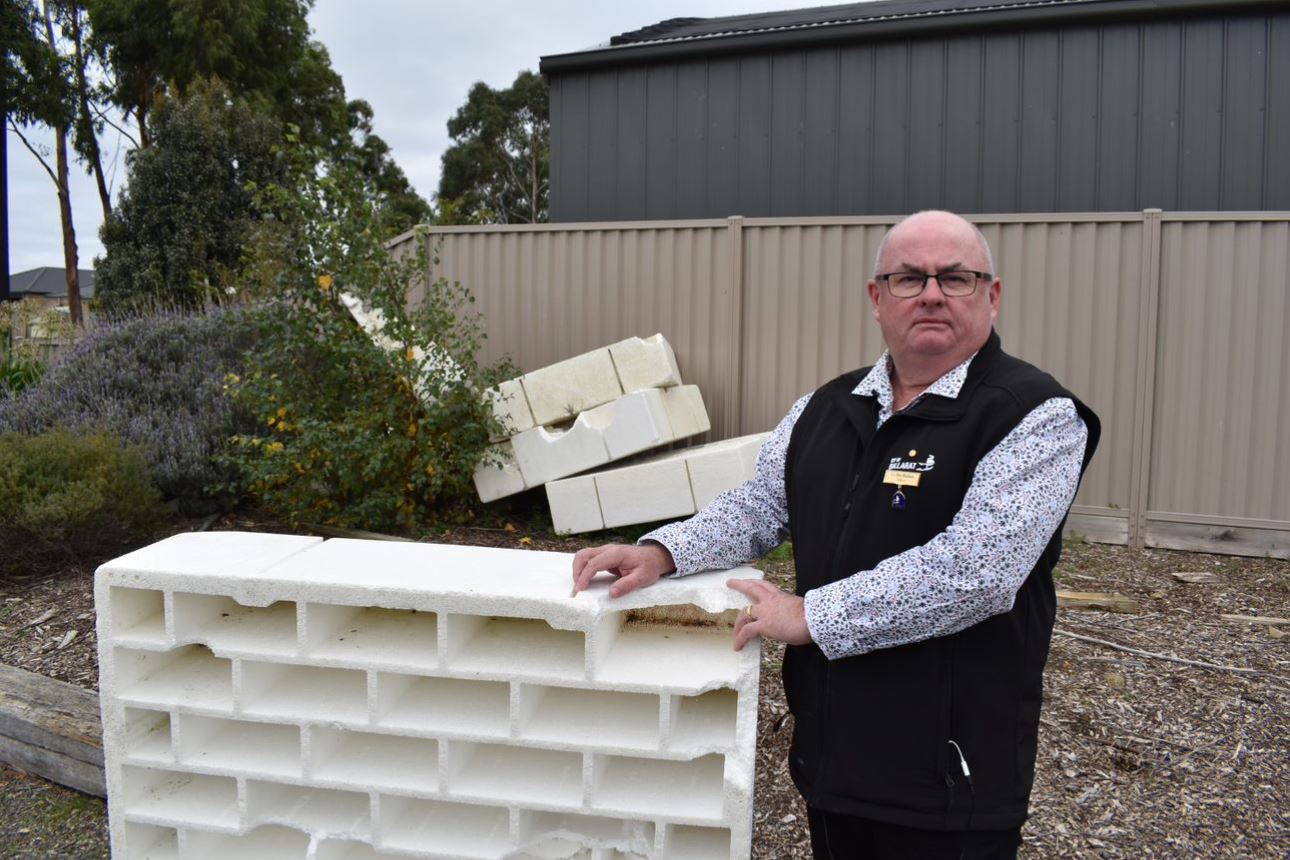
{"left": 474, "top": 336, "right": 710, "bottom": 503}
{"left": 96, "top": 532, "right": 761, "bottom": 860}
{"left": 473, "top": 336, "right": 769, "bottom": 535}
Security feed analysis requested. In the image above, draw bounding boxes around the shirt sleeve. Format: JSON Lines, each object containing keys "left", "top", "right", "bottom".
{"left": 803, "top": 397, "right": 1089, "bottom": 660}
{"left": 640, "top": 394, "right": 811, "bottom": 575}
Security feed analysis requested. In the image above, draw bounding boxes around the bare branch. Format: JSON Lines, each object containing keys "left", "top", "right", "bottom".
{"left": 1052, "top": 628, "right": 1264, "bottom": 675}
{"left": 8, "top": 120, "right": 60, "bottom": 186}
{"left": 92, "top": 104, "right": 139, "bottom": 148}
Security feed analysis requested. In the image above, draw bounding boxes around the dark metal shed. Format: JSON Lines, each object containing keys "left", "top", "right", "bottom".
{"left": 540, "top": 0, "right": 1290, "bottom": 221}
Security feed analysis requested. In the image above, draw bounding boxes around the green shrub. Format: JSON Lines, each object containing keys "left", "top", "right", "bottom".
{"left": 1, "top": 352, "right": 45, "bottom": 397}
{"left": 0, "top": 298, "right": 76, "bottom": 397}
{"left": 0, "top": 430, "right": 166, "bottom": 566}
{"left": 218, "top": 138, "right": 514, "bottom": 532}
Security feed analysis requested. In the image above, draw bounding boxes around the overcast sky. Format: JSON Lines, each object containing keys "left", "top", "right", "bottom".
{"left": 6, "top": 0, "right": 816, "bottom": 275}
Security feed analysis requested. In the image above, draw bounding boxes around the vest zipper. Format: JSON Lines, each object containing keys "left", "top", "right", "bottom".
{"left": 839, "top": 471, "right": 862, "bottom": 521}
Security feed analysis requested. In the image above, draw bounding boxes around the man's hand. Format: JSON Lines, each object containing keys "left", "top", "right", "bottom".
{"left": 728, "top": 578, "right": 812, "bottom": 651}
{"left": 571, "top": 542, "right": 675, "bottom": 597}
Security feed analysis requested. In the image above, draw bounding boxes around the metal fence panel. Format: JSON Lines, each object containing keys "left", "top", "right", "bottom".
{"left": 414, "top": 223, "right": 741, "bottom": 440}
{"left": 1148, "top": 219, "right": 1290, "bottom": 548}
{"left": 396, "top": 211, "right": 1290, "bottom": 557}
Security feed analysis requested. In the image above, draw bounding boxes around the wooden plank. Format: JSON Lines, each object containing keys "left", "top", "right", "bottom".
{"left": 1057, "top": 591, "right": 1141, "bottom": 614}
{"left": 1065, "top": 512, "right": 1129, "bottom": 546}
{"left": 1144, "top": 520, "right": 1290, "bottom": 560}
{"left": 0, "top": 733, "right": 105, "bottom": 797}
{"left": 0, "top": 663, "right": 104, "bottom": 795}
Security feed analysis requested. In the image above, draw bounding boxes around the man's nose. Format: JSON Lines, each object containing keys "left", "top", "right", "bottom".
{"left": 919, "top": 275, "right": 948, "bottom": 303}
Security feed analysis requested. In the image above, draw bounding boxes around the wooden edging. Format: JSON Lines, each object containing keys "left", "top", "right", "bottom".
{"left": 0, "top": 663, "right": 105, "bottom": 797}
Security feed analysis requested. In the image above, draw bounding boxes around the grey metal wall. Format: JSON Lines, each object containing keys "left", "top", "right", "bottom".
{"left": 549, "top": 11, "right": 1290, "bottom": 221}
{"left": 396, "top": 211, "right": 1290, "bottom": 558}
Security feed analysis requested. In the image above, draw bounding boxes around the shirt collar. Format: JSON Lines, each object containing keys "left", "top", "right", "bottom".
{"left": 852, "top": 350, "right": 977, "bottom": 412}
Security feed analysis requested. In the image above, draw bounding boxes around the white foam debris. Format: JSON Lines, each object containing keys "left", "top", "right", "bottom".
{"left": 97, "top": 533, "right": 759, "bottom": 859}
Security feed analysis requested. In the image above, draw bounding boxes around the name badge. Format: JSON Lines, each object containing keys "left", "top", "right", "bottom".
{"left": 883, "top": 469, "right": 921, "bottom": 488}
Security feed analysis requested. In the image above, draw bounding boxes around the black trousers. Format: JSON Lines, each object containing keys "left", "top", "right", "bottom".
{"left": 807, "top": 807, "right": 1022, "bottom": 860}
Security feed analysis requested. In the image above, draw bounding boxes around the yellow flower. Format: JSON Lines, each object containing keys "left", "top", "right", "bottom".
{"left": 276, "top": 407, "right": 287, "bottom": 419}
{"left": 266, "top": 441, "right": 284, "bottom": 454}
{"left": 318, "top": 273, "right": 333, "bottom": 291}
{"left": 519, "top": 536, "right": 534, "bottom": 546}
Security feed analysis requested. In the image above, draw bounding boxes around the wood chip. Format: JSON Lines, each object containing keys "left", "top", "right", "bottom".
{"left": 1057, "top": 591, "right": 1141, "bottom": 613}
{"left": 1172, "top": 571, "right": 1219, "bottom": 584}
{"left": 1219, "top": 614, "right": 1290, "bottom": 625}
{"left": 1268, "top": 626, "right": 1286, "bottom": 640}
{"left": 21, "top": 609, "right": 57, "bottom": 629}
{"left": 55, "top": 630, "right": 77, "bottom": 650}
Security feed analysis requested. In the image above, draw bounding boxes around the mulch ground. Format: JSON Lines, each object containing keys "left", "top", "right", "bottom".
{"left": 0, "top": 511, "right": 1286, "bottom": 859}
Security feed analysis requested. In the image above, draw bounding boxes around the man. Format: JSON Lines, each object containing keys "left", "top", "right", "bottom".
{"left": 571, "top": 210, "right": 1099, "bottom": 859}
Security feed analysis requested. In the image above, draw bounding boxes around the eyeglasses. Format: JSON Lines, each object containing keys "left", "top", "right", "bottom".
{"left": 875, "top": 270, "right": 992, "bottom": 298}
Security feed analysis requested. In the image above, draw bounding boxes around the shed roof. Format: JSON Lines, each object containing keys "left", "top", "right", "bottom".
{"left": 9, "top": 267, "right": 96, "bottom": 299}
{"left": 541, "top": 0, "right": 1281, "bottom": 73}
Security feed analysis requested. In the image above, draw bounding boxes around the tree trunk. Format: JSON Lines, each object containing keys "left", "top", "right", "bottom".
{"left": 70, "top": 3, "right": 111, "bottom": 219}
{"left": 55, "top": 126, "right": 82, "bottom": 327}
{"left": 42, "top": 4, "right": 82, "bottom": 326}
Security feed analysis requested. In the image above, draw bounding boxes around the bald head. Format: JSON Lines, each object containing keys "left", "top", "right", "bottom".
{"left": 873, "top": 210, "right": 995, "bottom": 279}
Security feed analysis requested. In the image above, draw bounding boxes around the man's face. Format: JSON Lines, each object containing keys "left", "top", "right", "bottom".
{"left": 866, "top": 213, "right": 1001, "bottom": 368}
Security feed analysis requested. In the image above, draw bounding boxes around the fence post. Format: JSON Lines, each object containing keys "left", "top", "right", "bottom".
{"left": 727, "top": 215, "right": 746, "bottom": 437}
{"left": 1127, "top": 209, "right": 1164, "bottom": 549}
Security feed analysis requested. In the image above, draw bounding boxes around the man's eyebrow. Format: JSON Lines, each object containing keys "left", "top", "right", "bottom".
{"left": 893, "top": 261, "right": 966, "bottom": 272}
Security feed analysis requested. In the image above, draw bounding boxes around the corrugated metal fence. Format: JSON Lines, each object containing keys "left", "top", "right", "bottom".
{"left": 394, "top": 211, "right": 1290, "bottom": 558}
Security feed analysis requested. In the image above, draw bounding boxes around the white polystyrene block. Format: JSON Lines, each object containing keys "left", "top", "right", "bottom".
{"left": 97, "top": 534, "right": 761, "bottom": 860}
{"left": 596, "top": 389, "right": 674, "bottom": 461}
{"left": 594, "top": 456, "right": 696, "bottom": 529}
{"left": 510, "top": 418, "right": 612, "bottom": 487}
{"left": 608, "top": 334, "right": 682, "bottom": 392}
{"left": 521, "top": 348, "right": 623, "bottom": 427}
{"left": 473, "top": 441, "right": 529, "bottom": 503}
{"left": 510, "top": 386, "right": 710, "bottom": 490}
{"left": 340, "top": 291, "right": 466, "bottom": 395}
{"left": 486, "top": 378, "right": 536, "bottom": 440}
{"left": 686, "top": 433, "right": 769, "bottom": 508}
{"left": 660, "top": 385, "right": 711, "bottom": 440}
{"left": 543, "top": 433, "right": 768, "bottom": 535}
{"left": 175, "top": 714, "right": 301, "bottom": 779}
{"left": 545, "top": 475, "right": 604, "bottom": 535}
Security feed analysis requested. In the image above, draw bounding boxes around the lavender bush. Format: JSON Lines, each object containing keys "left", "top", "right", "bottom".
{"left": 0, "top": 308, "right": 265, "bottom": 512}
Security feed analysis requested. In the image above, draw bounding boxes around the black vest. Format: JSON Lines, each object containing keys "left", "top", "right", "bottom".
{"left": 783, "top": 331, "right": 1100, "bottom": 830}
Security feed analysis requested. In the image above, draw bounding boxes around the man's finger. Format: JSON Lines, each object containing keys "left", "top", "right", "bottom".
{"left": 727, "top": 577, "right": 780, "bottom": 601}
{"left": 573, "top": 545, "right": 628, "bottom": 593}
{"left": 734, "top": 617, "right": 758, "bottom": 651}
{"left": 608, "top": 568, "right": 653, "bottom": 598}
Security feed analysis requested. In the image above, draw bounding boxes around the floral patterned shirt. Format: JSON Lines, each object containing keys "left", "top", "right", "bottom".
{"left": 642, "top": 350, "right": 1089, "bottom": 660}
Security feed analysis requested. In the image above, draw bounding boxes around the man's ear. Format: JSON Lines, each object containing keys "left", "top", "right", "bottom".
{"left": 867, "top": 280, "right": 882, "bottom": 320}
{"left": 989, "top": 277, "right": 1002, "bottom": 322}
